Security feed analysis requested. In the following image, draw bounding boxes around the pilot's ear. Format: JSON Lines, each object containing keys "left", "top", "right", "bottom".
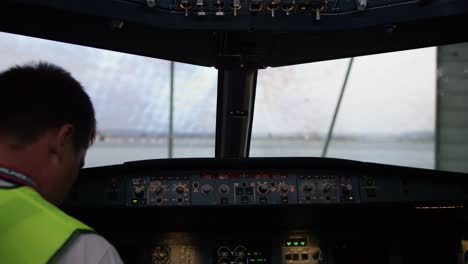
{"left": 50, "top": 124, "right": 74, "bottom": 161}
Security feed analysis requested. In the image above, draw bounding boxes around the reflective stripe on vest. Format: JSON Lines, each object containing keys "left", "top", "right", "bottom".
{"left": 0, "top": 186, "right": 94, "bottom": 264}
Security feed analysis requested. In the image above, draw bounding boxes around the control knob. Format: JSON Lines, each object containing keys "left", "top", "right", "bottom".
{"left": 201, "top": 184, "right": 213, "bottom": 194}
{"left": 322, "top": 184, "right": 331, "bottom": 194}
{"left": 154, "top": 185, "right": 164, "bottom": 195}
{"left": 279, "top": 184, "right": 289, "bottom": 194}
{"left": 175, "top": 185, "right": 186, "bottom": 195}
{"left": 218, "top": 184, "right": 230, "bottom": 195}
{"left": 176, "top": 196, "right": 184, "bottom": 203}
{"left": 257, "top": 183, "right": 269, "bottom": 194}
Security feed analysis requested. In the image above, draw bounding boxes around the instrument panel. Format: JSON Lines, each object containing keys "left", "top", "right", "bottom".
{"left": 127, "top": 172, "right": 361, "bottom": 207}
{"left": 65, "top": 158, "right": 468, "bottom": 264}
{"left": 122, "top": 230, "right": 322, "bottom": 264}
{"left": 125, "top": 169, "right": 466, "bottom": 208}
{"left": 68, "top": 158, "right": 468, "bottom": 209}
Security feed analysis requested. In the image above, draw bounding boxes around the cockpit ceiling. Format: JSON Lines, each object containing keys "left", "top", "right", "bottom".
{"left": 1, "top": 0, "right": 468, "bottom": 67}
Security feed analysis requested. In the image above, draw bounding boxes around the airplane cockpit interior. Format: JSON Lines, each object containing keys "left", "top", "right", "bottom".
{"left": 2, "top": 0, "right": 468, "bottom": 263}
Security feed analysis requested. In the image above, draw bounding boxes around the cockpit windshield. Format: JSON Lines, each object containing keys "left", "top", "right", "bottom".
{"left": 0, "top": 31, "right": 448, "bottom": 171}
{"left": 252, "top": 48, "right": 436, "bottom": 169}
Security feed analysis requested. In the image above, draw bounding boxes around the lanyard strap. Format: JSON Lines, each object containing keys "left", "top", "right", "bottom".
{"left": 0, "top": 166, "right": 37, "bottom": 188}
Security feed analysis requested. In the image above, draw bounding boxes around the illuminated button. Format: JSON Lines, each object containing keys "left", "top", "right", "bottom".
{"left": 293, "top": 242, "right": 299, "bottom": 246}
{"left": 302, "top": 254, "right": 309, "bottom": 260}
{"left": 259, "top": 197, "right": 267, "bottom": 204}
{"left": 286, "top": 242, "right": 292, "bottom": 247}
{"left": 131, "top": 199, "right": 139, "bottom": 205}
{"left": 300, "top": 241, "right": 306, "bottom": 246}
{"left": 285, "top": 254, "right": 292, "bottom": 260}
{"left": 236, "top": 188, "right": 245, "bottom": 195}
{"left": 292, "top": 254, "right": 299, "bottom": 260}
{"left": 245, "top": 187, "right": 253, "bottom": 195}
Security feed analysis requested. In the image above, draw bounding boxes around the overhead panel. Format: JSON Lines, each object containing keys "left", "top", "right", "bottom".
{"left": 131, "top": 0, "right": 412, "bottom": 17}
{"left": 2, "top": 0, "right": 468, "bottom": 67}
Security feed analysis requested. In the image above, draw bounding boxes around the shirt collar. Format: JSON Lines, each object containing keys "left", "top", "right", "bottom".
{"left": 0, "top": 165, "right": 37, "bottom": 188}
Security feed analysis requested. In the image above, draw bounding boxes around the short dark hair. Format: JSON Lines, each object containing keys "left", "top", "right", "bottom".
{"left": 0, "top": 62, "right": 96, "bottom": 150}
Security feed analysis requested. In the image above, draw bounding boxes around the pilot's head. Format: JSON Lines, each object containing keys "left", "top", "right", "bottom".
{"left": 0, "top": 62, "right": 96, "bottom": 205}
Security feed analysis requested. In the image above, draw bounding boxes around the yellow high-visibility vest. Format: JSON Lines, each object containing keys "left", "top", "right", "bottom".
{"left": 0, "top": 185, "right": 93, "bottom": 264}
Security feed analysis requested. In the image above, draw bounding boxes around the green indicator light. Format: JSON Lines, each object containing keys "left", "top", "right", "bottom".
{"left": 131, "top": 199, "right": 138, "bottom": 204}
{"left": 286, "top": 242, "right": 292, "bottom": 246}
{"left": 348, "top": 196, "right": 354, "bottom": 201}
{"left": 293, "top": 242, "right": 299, "bottom": 246}
{"left": 300, "top": 241, "right": 306, "bottom": 246}
{"left": 257, "top": 259, "right": 263, "bottom": 262}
